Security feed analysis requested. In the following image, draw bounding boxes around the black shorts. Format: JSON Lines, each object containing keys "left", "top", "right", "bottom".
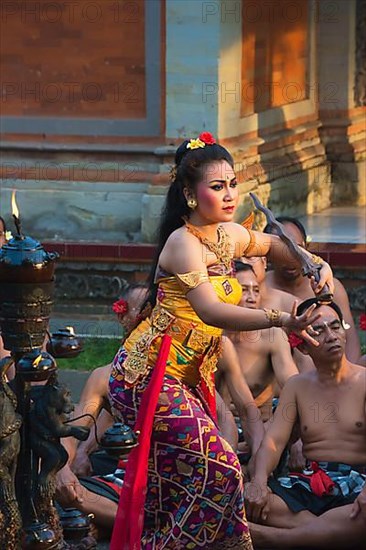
{"left": 268, "top": 462, "right": 366, "bottom": 516}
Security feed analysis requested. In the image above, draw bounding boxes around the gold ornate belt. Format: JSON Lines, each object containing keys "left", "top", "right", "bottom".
{"left": 123, "top": 306, "right": 221, "bottom": 394}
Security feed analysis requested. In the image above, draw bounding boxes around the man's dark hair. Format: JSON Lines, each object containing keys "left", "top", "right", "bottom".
{"left": 234, "top": 260, "right": 255, "bottom": 275}
{"left": 263, "top": 216, "right": 307, "bottom": 245}
{"left": 121, "top": 281, "right": 148, "bottom": 299}
{"left": 296, "top": 297, "right": 344, "bottom": 324}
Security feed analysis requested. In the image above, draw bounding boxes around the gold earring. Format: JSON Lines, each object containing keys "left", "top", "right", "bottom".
{"left": 187, "top": 197, "right": 197, "bottom": 209}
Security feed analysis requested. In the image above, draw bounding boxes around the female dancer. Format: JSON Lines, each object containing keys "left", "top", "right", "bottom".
{"left": 108, "top": 133, "right": 333, "bottom": 549}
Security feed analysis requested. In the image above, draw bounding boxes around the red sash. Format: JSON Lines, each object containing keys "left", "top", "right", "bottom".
{"left": 296, "top": 461, "right": 335, "bottom": 497}
{"left": 110, "top": 334, "right": 172, "bottom": 550}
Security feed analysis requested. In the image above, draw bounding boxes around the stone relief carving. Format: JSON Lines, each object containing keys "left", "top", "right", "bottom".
{"left": 347, "top": 286, "right": 366, "bottom": 311}
{"left": 54, "top": 267, "right": 365, "bottom": 312}
{"left": 55, "top": 273, "right": 129, "bottom": 300}
{"left": 355, "top": 0, "right": 366, "bottom": 106}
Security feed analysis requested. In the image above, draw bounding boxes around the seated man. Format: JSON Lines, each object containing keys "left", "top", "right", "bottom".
{"left": 246, "top": 298, "right": 366, "bottom": 549}
{"left": 241, "top": 255, "right": 295, "bottom": 313}
{"left": 72, "top": 282, "right": 149, "bottom": 477}
{"left": 264, "top": 216, "right": 362, "bottom": 364}
{"left": 217, "top": 336, "right": 265, "bottom": 455}
{"left": 219, "top": 262, "right": 298, "bottom": 422}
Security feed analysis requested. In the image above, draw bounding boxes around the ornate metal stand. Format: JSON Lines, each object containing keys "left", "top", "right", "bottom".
{"left": 0, "top": 232, "right": 95, "bottom": 549}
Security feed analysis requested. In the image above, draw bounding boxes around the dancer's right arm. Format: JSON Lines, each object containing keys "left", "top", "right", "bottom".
{"left": 160, "top": 231, "right": 321, "bottom": 342}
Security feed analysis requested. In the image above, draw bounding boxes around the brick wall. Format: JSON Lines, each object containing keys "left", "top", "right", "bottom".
{"left": 241, "top": 0, "right": 309, "bottom": 116}
{"left": 0, "top": 0, "right": 146, "bottom": 119}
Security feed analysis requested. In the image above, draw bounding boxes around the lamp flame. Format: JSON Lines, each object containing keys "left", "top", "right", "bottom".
{"left": 12, "top": 190, "right": 19, "bottom": 219}
{"left": 11, "top": 190, "right": 23, "bottom": 237}
{"left": 33, "top": 354, "right": 42, "bottom": 367}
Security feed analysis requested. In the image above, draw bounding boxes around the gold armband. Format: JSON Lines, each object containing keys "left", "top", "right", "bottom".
{"left": 263, "top": 308, "right": 283, "bottom": 327}
{"left": 242, "top": 229, "right": 258, "bottom": 256}
{"left": 311, "top": 253, "right": 323, "bottom": 265}
{"left": 175, "top": 271, "right": 209, "bottom": 294}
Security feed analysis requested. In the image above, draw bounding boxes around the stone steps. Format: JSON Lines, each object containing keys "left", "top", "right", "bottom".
{"left": 0, "top": 142, "right": 176, "bottom": 243}
{"left": 0, "top": 143, "right": 177, "bottom": 190}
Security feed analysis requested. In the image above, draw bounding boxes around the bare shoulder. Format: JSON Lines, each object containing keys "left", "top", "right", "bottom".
{"left": 277, "top": 288, "right": 296, "bottom": 311}
{"left": 284, "top": 371, "right": 312, "bottom": 391}
{"left": 80, "top": 364, "right": 111, "bottom": 402}
{"left": 349, "top": 362, "right": 366, "bottom": 382}
{"left": 222, "top": 221, "right": 248, "bottom": 237}
{"left": 160, "top": 226, "right": 205, "bottom": 273}
{"left": 264, "top": 270, "right": 276, "bottom": 287}
{"left": 222, "top": 222, "right": 250, "bottom": 256}
{"left": 262, "top": 287, "right": 295, "bottom": 312}
{"left": 271, "top": 326, "right": 289, "bottom": 345}
{"left": 89, "top": 364, "right": 111, "bottom": 385}
{"left": 164, "top": 225, "right": 199, "bottom": 248}
{"left": 334, "top": 277, "right": 346, "bottom": 289}
{"left": 333, "top": 277, "right": 349, "bottom": 299}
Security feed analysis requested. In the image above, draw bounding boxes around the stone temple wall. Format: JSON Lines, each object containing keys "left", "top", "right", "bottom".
{"left": 0, "top": 0, "right": 364, "bottom": 316}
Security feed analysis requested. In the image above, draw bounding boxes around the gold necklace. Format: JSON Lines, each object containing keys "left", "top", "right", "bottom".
{"left": 185, "top": 221, "right": 232, "bottom": 270}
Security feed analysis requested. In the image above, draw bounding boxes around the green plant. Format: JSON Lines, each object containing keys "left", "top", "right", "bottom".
{"left": 56, "top": 337, "right": 121, "bottom": 371}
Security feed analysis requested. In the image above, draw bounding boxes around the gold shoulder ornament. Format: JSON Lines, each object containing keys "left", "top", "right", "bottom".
{"left": 175, "top": 271, "right": 210, "bottom": 294}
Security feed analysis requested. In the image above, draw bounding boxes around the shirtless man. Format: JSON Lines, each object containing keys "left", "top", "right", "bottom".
{"left": 246, "top": 299, "right": 366, "bottom": 549}
{"left": 221, "top": 262, "right": 298, "bottom": 422}
{"left": 71, "top": 282, "right": 149, "bottom": 477}
{"left": 264, "top": 216, "right": 361, "bottom": 363}
{"left": 241, "top": 255, "right": 295, "bottom": 313}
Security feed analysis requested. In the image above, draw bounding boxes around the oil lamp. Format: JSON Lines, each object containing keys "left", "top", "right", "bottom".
{"left": 0, "top": 192, "right": 59, "bottom": 356}
{"left": 0, "top": 192, "right": 94, "bottom": 549}
{"left": 46, "top": 326, "right": 83, "bottom": 359}
{"left": 100, "top": 422, "right": 139, "bottom": 457}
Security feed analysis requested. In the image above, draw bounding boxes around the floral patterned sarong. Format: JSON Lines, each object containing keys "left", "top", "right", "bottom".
{"left": 109, "top": 347, "right": 253, "bottom": 549}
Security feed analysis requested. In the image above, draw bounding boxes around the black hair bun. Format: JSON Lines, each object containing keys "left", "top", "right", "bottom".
{"left": 175, "top": 140, "right": 190, "bottom": 166}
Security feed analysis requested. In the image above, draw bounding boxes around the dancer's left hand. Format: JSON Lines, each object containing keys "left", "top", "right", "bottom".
{"left": 311, "top": 260, "right": 334, "bottom": 296}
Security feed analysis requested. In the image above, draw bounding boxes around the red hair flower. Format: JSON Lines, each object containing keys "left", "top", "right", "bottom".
{"left": 112, "top": 298, "right": 129, "bottom": 316}
{"left": 288, "top": 332, "right": 304, "bottom": 349}
{"left": 360, "top": 313, "right": 366, "bottom": 331}
{"left": 199, "top": 132, "right": 216, "bottom": 145}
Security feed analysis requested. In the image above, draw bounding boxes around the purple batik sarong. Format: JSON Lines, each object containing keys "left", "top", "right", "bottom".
{"left": 109, "top": 347, "right": 253, "bottom": 549}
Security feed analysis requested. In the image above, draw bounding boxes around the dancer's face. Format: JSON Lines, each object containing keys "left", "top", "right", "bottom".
{"left": 192, "top": 160, "right": 239, "bottom": 224}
